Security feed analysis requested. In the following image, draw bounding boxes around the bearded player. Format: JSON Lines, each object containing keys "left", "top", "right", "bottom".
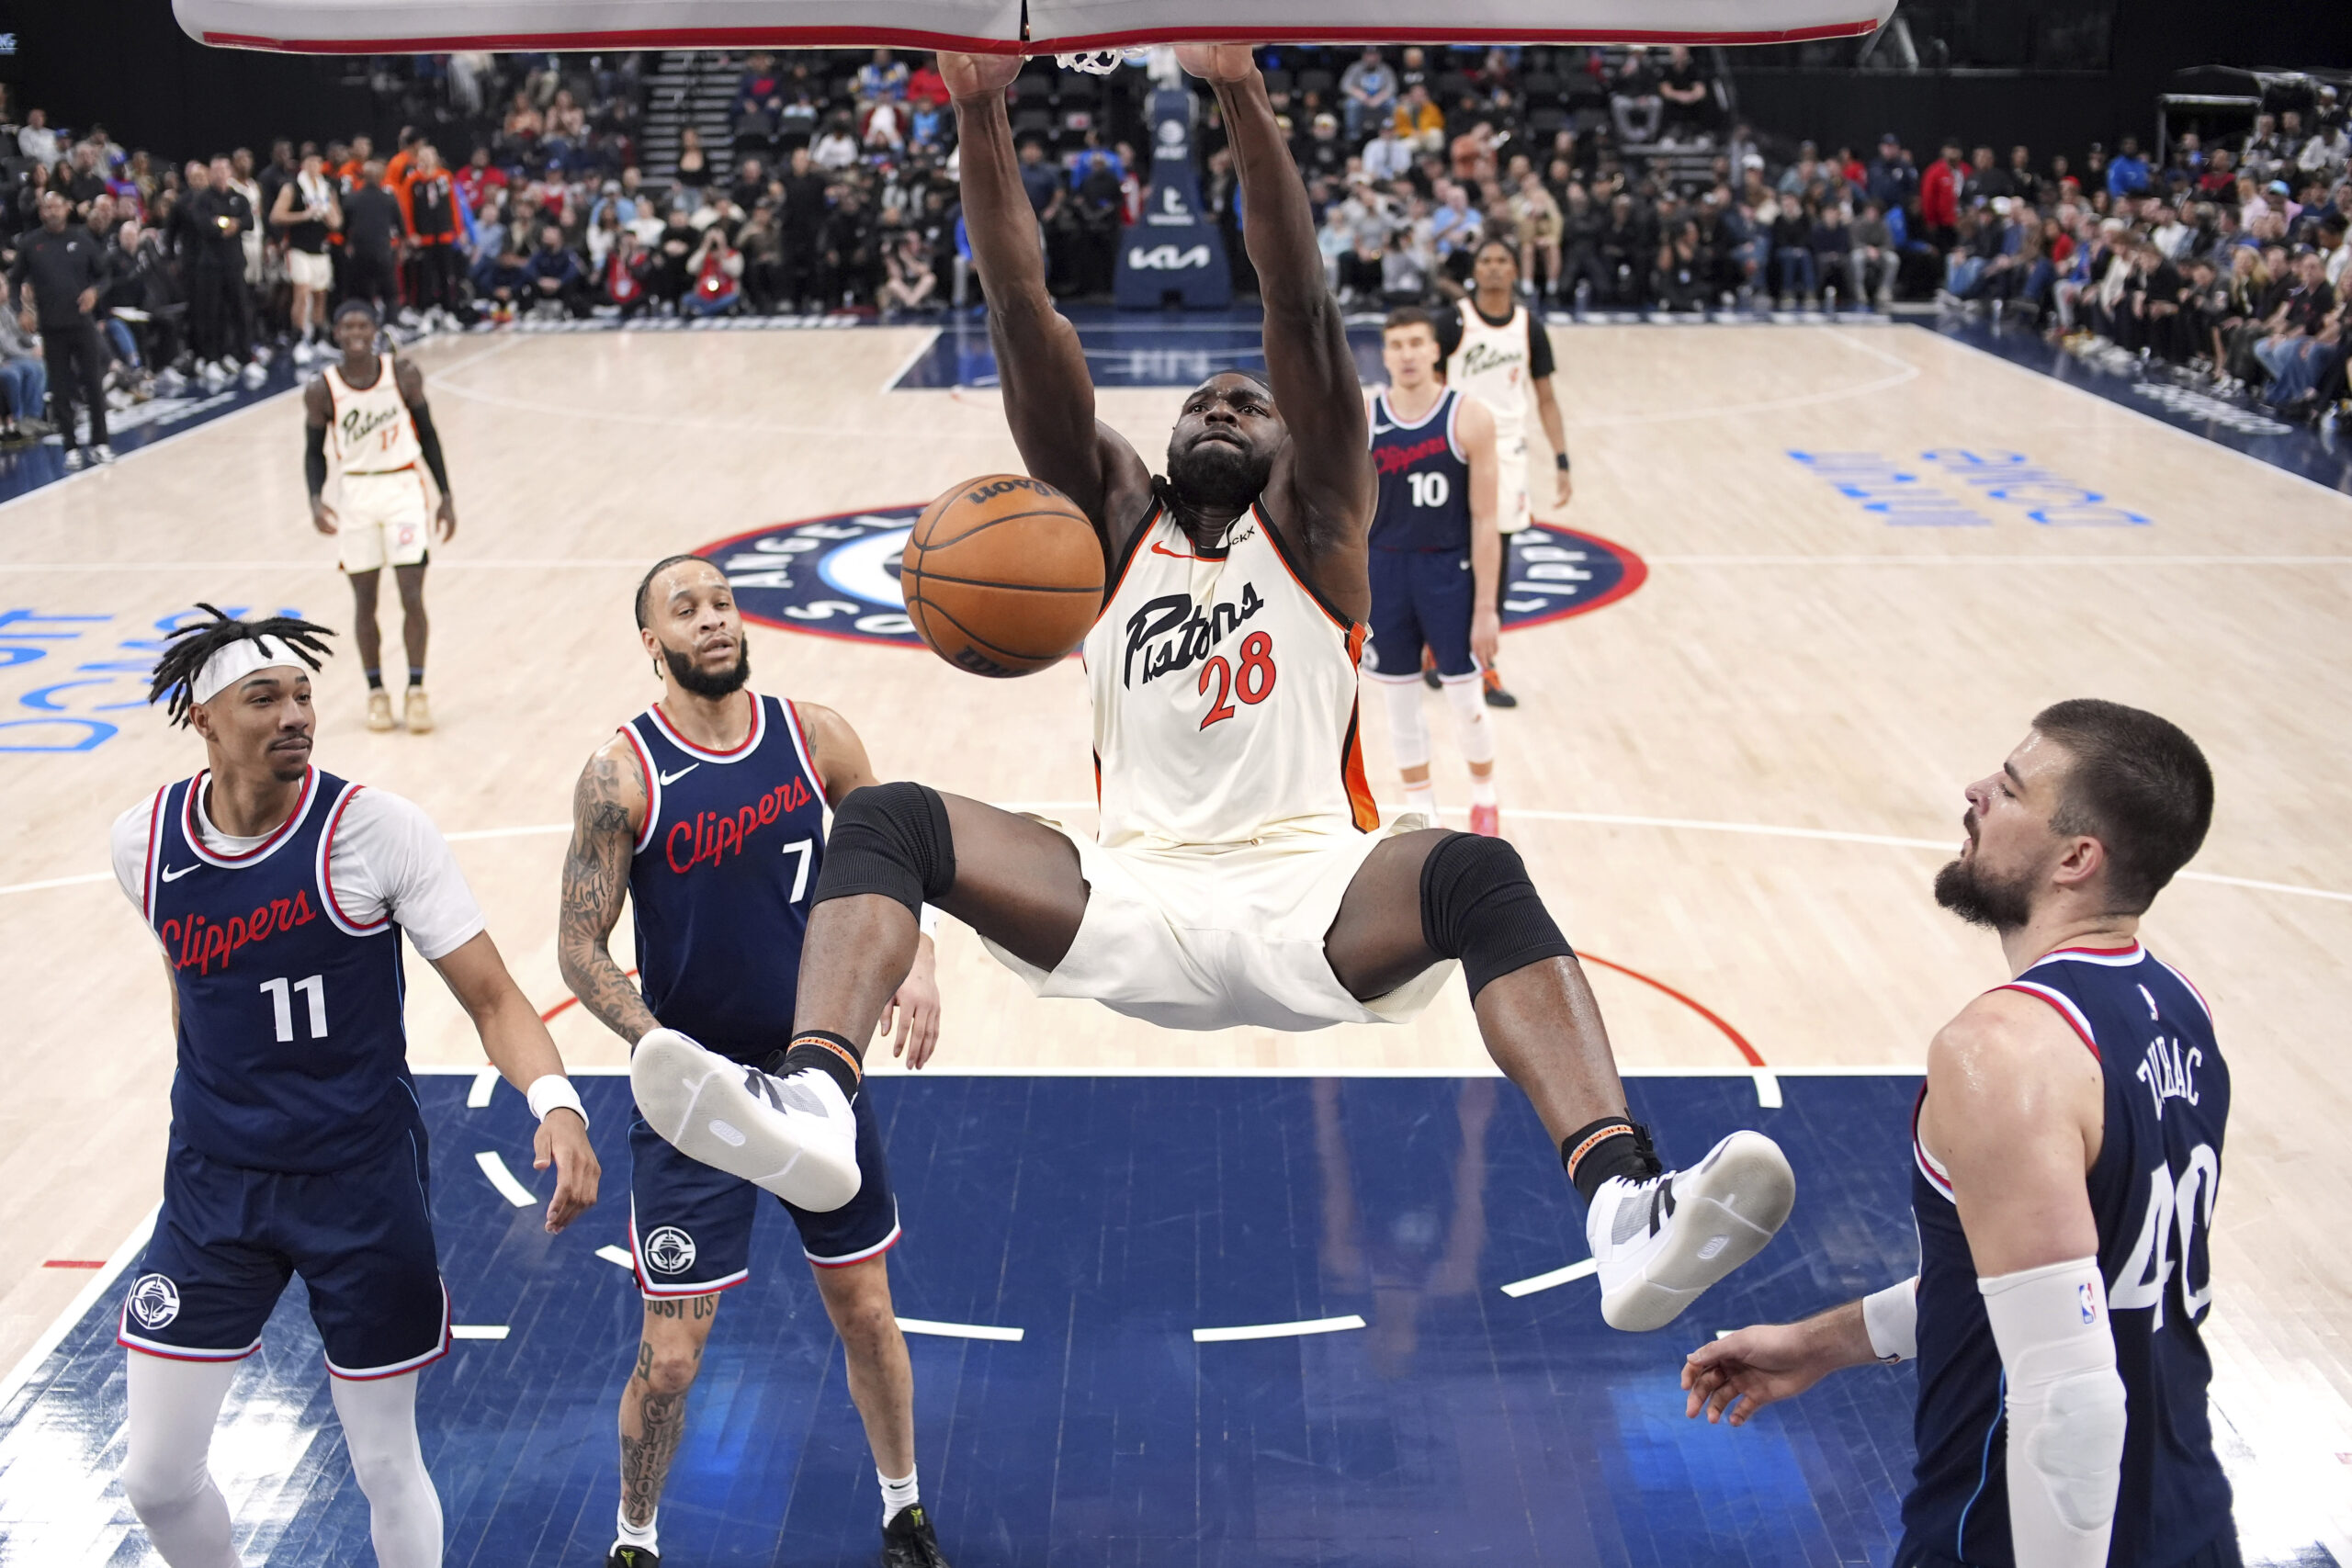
{"left": 560, "top": 557, "right": 951, "bottom": 1568}
{"left": 628, "top": 46, "right": 1793, "bottom": 1335}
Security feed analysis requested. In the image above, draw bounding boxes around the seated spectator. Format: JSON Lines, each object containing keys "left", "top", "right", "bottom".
{"left": 1609, "top": 48, "right": 1663, "bottom": 146}
{"left": 908, "top": 97, "right": 948, "bottom": 157}
{"left": 1849, "top": 199, "right": 1896, "bottom": 307}
{"left": 906, "top": 55, "right": 950, "bottom": 109}
{"left": 1392, "top": 85, "right": 1445, "bottom": 157}
{"left": 1657, "top": 45, "right": 1713, "bottom": 143}
{"left": 525, "top": 222, "right": 591, "bottom": 317}
{"left": 477, "top": 233, "right": 534, "bottom": 321}
{"left": 1654, "top": 217, "right": 1707, "bottom": 311}
{"left": 1767, "top": 196, "right": 1814, "bottom": 306}
{"left": 856, "top": 49, "right": 910, "bottom": 105}
{"left": 2108, "top": 134, "right": 2153, "bottom": 200}
{"left": 601, "top": 229, "right": 652, "bottom": 318}
{"left": 1361, "top": 121, "right": 1414, "bottom": 186}
{"left": 1511, "top": 174, "right": 1563, "bottom": 299}
{"left": 0, "top": 294, "right": 48, "bottom": 444}
{"left": 1340, "top": 48, "right": 1398, "bottom": 142}
{"left": 674, "top": 128, "right": 711, "bottom": 195}
{"left": 878, "top": 228, "right": 937, "bottom": 314}
{"left": 1810, "top": 197, "right": 1855, "bottom": 306}
{"left": 861, "top": 99, "right": 906, "bottom": 155}
{"left": 811, "top": 115, "right": 860, "bottom": 172}
{"left": 684, "top": 223, "right": 743, "bottom": 315}
{"left": 1380, "top": 219, "right": 1431, "bottom": 305}
{"left": 1450, "top": 118, "right": 1498, "bottom": 186}
{"left": 735, "top": 51, "right": 786, "bottom": 143}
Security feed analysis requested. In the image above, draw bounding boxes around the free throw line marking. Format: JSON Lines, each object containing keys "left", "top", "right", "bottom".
{"left": 894, "top": 1317, "right": 1023, "bottom": 1342}
{"left": 1193, "top": 1314, "right": 1367, "bottom": 1344}
{"left": 595, "top": 1245, "right": 635, "bottom": 1269}
{"left": 1500, "top": 1258, "right": 1600, "bottom": 1298}
{"left": 474, "top": 1150, "right": 537, "bottom": 1208}
{"left": 450, "top": 1325, "right": 509, "bottom": 1340}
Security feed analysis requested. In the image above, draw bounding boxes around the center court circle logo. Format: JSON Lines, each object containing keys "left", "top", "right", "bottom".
{"left": 127, "top": 1273, "right": 181, "bottom": 1329}
{"left": 697, "top": 507, "right": 1646, "bottom": 648}
{"left": 642, "top": 1226, "right": 696, "bottom": 1276}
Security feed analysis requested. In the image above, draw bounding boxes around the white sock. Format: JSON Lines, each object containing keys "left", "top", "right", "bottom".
{"left": 328, "top": 1370, "right": 444, "bottom": 1568}
{"left": 121, "top": 1351, "right": 242, "bottom": 1568}
{"left": 1469, "top": 773, "right": 1498, "bottom": 808}
{"left": 1402, "top": 781, "right": 1439, "bottom": 817}
{"left": 879, "top": 1466, "right": 919, "bottom": 1526}
{"left": 614, "top": 1504, "right": 658, "bottom": 1552}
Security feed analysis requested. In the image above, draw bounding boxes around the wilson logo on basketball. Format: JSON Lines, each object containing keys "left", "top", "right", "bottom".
{"left": 696, "top": 511, "right": 1647, "bottom": 650}
{"left": 665, "top": 782, "right": 813, "bottom": 874}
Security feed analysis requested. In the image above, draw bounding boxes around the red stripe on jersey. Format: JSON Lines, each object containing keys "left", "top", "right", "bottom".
{"left": 1995, "top": 982, "right": 2102, "bottom": 1060}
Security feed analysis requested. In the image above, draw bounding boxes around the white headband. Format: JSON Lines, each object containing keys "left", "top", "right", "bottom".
{"left": 191, "top": 635, "right": 305, "bottom": 705}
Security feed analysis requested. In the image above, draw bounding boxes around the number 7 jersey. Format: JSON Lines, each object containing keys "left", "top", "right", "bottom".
{"left": 1905, "top": 940, "right": 2234, "bottom": 1566}
{"left": 620, "top": 693, "right": 828, "bottom": 1060}
{"left": 1085, "top": 499, "right": 1379, "bottom": 850}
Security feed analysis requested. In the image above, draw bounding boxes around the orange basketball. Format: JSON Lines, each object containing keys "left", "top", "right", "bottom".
{"left": 900, "top": 475, "right": 1104, "bottom": 677}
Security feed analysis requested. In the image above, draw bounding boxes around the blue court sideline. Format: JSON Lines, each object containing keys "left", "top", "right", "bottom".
{"left": 0, "top": 1072, "right": 2322, "bottom": 1566}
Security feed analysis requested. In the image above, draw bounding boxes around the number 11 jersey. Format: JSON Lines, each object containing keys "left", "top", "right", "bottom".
{"left": 1905, "top": 941, "right": 2235, "bottom": 1566}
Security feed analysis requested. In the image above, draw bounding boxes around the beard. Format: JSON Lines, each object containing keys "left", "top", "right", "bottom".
{"left": 1165, "top": 434, "right": 1270, "bottom": 517}
{"left": 663, "top": 638, "right": 750, "bottom": 699}
{"left": 1932, "top": 851, "right": 2037, "bottom": 932}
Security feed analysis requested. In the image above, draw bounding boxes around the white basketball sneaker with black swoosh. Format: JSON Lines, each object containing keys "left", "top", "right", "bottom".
{"left": 1587, "top": 1130, "right": 1795, "bottom": 1332}
{"left": 629, "top": 1028, "right": 862, "bottom": 1212}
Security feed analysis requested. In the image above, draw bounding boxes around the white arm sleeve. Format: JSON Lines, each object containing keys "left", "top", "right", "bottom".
{"left": 110, "top": 795, "right": 160, "bottom": 919}
{"left": 329, "top": 790, "right": 488, "bottom": 961}
{"left": 1980, "top": 1256, "right": 2127, "bottom": 1567}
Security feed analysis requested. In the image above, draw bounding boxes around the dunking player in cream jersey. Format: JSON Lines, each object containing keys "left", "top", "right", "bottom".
{"left": 1435, "top": 240, "right": 1574, "bottom": 708}
{"left": 303, "top": 299, "right": 456, "bottom": 735}
{"left": 628, "top": 45, "right": 1795, "bottom": 1336}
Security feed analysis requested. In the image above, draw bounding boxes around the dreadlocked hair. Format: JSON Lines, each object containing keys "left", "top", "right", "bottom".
{"left": 147, "top": 604, "right": 337, "bottom": 728}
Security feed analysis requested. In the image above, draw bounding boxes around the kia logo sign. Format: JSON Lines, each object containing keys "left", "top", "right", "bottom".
{"left": 1128, "top": 243, "right": 1212, "bottom": 271}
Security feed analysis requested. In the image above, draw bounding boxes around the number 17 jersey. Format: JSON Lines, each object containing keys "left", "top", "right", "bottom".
{"left": 1905, "top": 941, "right": 2234, "bottom": 1566}
{"left": 620, "top": 693, "right": 827, "bottom": 1061}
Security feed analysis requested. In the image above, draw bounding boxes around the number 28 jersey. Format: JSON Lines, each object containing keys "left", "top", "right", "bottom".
{"left": 1905, "top": 942, "right": 2234, "bottom": 1567}
{"left": 1084, "top": 500, "right": 1379, "bottom": 851}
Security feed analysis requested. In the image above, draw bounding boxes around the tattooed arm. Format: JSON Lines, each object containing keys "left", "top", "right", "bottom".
{"left": 558, "top": 734, "right": 661, "bottom": 1045}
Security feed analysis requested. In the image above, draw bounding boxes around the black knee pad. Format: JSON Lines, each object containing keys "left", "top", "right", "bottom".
{"left": 811, "top": 781, "right": 956, "bottom": 916}
{"left": 1419, "top": 831, "right": 1574, "bottom": 999}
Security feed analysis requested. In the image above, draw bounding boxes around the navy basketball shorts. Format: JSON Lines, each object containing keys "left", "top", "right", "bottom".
{"left": 119, "top": 1128, "right": 450, "bottom": 1380}
{"left": 628, "top": 1077, "right": 899, "bottom": 1298}
{"left": 1363, "top": 547, "right": 1478, "bottom": 682}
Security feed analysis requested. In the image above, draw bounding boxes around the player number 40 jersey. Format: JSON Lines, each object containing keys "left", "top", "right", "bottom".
{"left": 1083, "top": 500, "right": 1379, "bottom": 850}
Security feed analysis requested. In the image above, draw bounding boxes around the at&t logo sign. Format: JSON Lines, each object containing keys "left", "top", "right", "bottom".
{"left": 699, "top": 508, "right": 1645, "bottom": 650}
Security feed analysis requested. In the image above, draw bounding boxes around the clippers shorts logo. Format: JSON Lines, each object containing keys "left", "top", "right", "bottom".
{"left": 642, "top": 1226, "right": 696, "bottom": 1276}
{"left": 699, "top": 509, "right": 1645, "bottom": 649}
{"left": 127, "top": 1273, "right": 182, "bottom": 1330}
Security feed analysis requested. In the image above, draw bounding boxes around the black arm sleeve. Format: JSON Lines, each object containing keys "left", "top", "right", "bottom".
{"left": 1525, "top": 310, "right": 1556, "bottom": 379}
{"left": 411, "top": 403, "right": 451, "bottom": 496}
{"left": 304, "top": 423, "right": 328, "bottom": 497}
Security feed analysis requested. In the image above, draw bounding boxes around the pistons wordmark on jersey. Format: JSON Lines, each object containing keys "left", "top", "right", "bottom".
{"left": 1087, "top": 501, "right": 1378, "bottom": 848}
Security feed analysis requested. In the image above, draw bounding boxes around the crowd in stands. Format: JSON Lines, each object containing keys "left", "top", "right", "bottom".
{"left": 4, "top": 44, "right": 2347, "bottom": 457}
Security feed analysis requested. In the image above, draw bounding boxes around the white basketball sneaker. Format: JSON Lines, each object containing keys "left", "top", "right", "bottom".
{"left": 629, "top": 1028, "right": 862, "bottom": 1212}
{"left": 1586, "top": 1130, "right": 1795, "bottom": 1332}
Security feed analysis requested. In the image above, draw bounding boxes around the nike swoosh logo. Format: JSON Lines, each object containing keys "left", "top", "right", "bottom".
{"left": 161, "top": 863, "right": 200, "bottom": 883}
{"left": 1149, "top": 539, "right": 1206, "bottom": 560}
{"left": 658, "top": 764, "right": 699, "bottom": 785}
{"left": 1370, "top": 423, "right": 1396, "bottom": 435}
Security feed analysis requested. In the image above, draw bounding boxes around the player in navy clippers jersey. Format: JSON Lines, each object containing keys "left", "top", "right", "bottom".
{"left": 558, "top": 555, "right": 952, "bottom": 1568}
{"left": 1362, "top": 305, "right": 1507, "bottom": 837}
{"left": 1685, "top": 700, "right": 2238, "bottom": 1568}
{"left": 109, "top": 609, "right": 598, "bottom": 1568}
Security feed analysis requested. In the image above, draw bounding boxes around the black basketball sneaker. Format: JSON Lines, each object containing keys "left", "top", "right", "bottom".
{"left": 882, "top": 1504, "right": 952, "bottom": 1566}
{"left": 605, "top": 1546, "right": 660, "bottom": 1567}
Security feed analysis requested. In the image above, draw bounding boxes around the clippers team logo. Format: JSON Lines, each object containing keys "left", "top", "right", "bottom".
{"left": 127, "top": 1272, "right": 182, "bottom": 1330}
{"left": 642, "top": 1226, "right": 697, "bottom": 1276}
{"left": 698, "top": 508, "right": 1645, "bottom": 649}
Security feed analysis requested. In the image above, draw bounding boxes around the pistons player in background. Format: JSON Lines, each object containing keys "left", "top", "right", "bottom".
{"left": 558, "top": 555, "right": 951, "bottom": 1568}
{"left": 110, "top": 609, "right": 599, "bottom": 1568}
{"left": 304, "top": 299, "right": 456, "bottom": 735}
{"left": 1685, "top": 700, "right": 2239, "bottom": 1568}
{"left": 1363, "top": 306, "right": 1507, "bottom": 836}
{"left": 1434, "top": 239, "right": 1574, "bottom": 709}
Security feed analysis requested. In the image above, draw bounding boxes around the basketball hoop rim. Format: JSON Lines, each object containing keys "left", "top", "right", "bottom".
{"left": 198, "top": 17, "right": 1883, "bottom": 53}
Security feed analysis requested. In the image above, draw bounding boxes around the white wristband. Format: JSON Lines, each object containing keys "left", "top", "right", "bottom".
{"left": 526, "top": 1074, "right": 588, "bottom": 1129}
{"left": 1862, "top": 1276, "right": 1919, "bottom": 1363}
{"left": 918, "top": 902, "right": 940, "bottom": 938}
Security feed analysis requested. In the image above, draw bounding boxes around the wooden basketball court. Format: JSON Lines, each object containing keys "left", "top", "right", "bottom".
{"left": 4, "top": 319, "right": 2348, "bottom": 1555}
